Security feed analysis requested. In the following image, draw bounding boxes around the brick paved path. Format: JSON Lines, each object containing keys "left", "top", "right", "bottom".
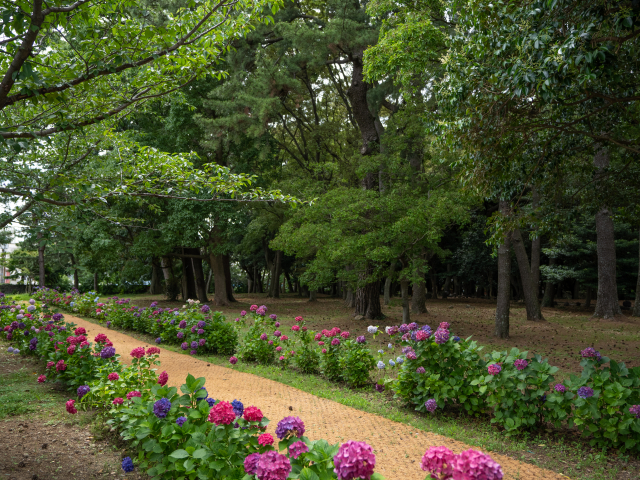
{"left": 68, "top": 315, "right": 568, "bottom": 480}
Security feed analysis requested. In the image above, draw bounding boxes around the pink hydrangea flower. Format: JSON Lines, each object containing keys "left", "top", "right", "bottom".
{"left": 318, "top": 341, "right": 325, "bottom": 346}
{"left": 281, "top": 335, "right": 288, "bottom": 341}
{"left": 451, "top": 449, "right": 503, "bottom": 480}
{"left": 514, "top": 359, "right": 528, "bottom": 371}
{"left": 74, "top": 327, "right": 86, "bottom": 335}
{"left": 276, "top": 346, "right": 283, "bottom": 352}
{"left": 322, "top": 348, "right": 327, "bottom": 353}
{"left": 158, "top": 371, "right": 168, "bottom": 386}
{"left": 258, "top": 433, "right": 274, "bottom": 446}
{"left": 37, "top": 374, "right": 46, "bottom": 383}
{"left": 291, "top": 325, "right": 300, "bottom": 332}
{"left": 46, "top": 361, "right": 54, "bottom": 369}
{"left": 256, "top": 450, "right": 291, "bottom": 480}
{"left": 146, "top": 346, "right": 161, "bottom": 355}
{"left": 250, "top": 305, "right": 258, "bottom": 312}
{"left": 126, "top": 390, "right": 142, "bottom": 400}
{"left": 66, "top": 399, "right": 77, "bottom": 414}
{"left": 295, "top": 316, "right": 303, "bottom": 323}
{"left": 67, "top": 345, "right": 76, "bottom": 355}
{"left": 341, "top": 331, "right": 350, "bottom": 339}
{"left": 333, "top": 441, "right": 376, "bottom": 480}
{"left": 130, "top": 347, "right": 145, "bottom": 358}
{"left": 289, "top": 440, "right": 309, "bottom": 459}
{"left": 243, "top": 406, "right": 264, "bottom": 422}
{"left": 208, "top": 401, "right": 235, "bottom": 425}
{"left": 421, "top": 446, "right": 454, "bottom": 478}
{"left": 314, "top": 333, "right": 322, "bottom": 341}
{"left": 94, "top": 333, "right": 108, "bottom": 343}
{"left": 487, "top": 364, "right": 502, "bottom": 375}
{"left": 439, "top": 322, "right": 450, "bottom": 330}
{"left": 279, "top": 356, "right": 285, "bottom": 361}
{"left": 113, "top": 397, "right": 124, "bottom": 405}
{"left": 415, "top": 330, "right": 428, "bottom": 341}
{"left": 107, "top": 372, "right": 119, "bottom": 381}
{"left": 229, "top": 356, "right": 238, "bottom": 365}
{"left": 331, "top": 338, "right": 340, "bottom": 346}
{"left": 240, "top": 310, "right": 247, "bottom": 316}
{"left": 407, "top": 351, "right": 417, "bottom": 360}
{"left": 56, "top": 360, "right": 66, "bottom": 371}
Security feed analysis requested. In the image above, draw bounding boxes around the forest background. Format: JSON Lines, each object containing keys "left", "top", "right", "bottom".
{"left": 2, "top": 0, "right": 640, "bottom": 340}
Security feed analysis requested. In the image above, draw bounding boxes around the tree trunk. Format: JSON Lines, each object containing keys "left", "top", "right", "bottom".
{"left": 268, "top": 250, "right": 283, "bottom": 298}
{"left": 429, "top": 270, "right": 438, "bottom": 299}
{"left": 593, "top": 148, "right": 622, "bottom": 319}
{"left": 149, "top": 258, "right": 163, "bottom": 295}
{"left": 161, "top": 256, "right": 179, "bottom": 300}
{"left": 495, "top": 200, "right": 511, "bottom": 338}
{"left": 541, "top": 257, "right": 556, "bottom": 307}
{"left": 344, "top": 286, "right": 355, "bottom": 307}
{"left": 206, "top": 270, "right": 213, "bottom": 294}
{"left": 411, "top": 280, "right": 428, "bottom": 314}
{"left": 585, "top": 286, "right": 592, "bottom": 308}
{"left": 37, "top": 231, "right": 45, "bottom": 287}
{"left": 284, "top": 270, "right": 294, "bottom": 293}
{"left": 355, "top": 274, "right": 382, "bottom": 319}
{"left": 223, "top": 254, "right": 236, "bottom": 302}
{"left": 383, "top": 276, "right": 392, "bottom": 305}
{"left": 70, "top": 253, "right": 79, "bottom": 290}
{"left": 308, "top": 289, "right": 317, "bottom": 302}
{"left": 511, "top": 229, "right": 545, "bottom": 321}
{"left": 209, "top": 253, "right": 230, "bottom": 306}
{"left": 633, "top": 228, "right": 640, "bottom": 316}
{"left": 401, "top": 280, "right": 410, "bottom": 323}
{"left": 254, "top": 265, "right": 263, "bottom": 293}
{"left": 181, "top": 250, "right": 197, "bottom": 301}
{"left": 188, "top": 249, "right": 208, "bottom": 304}
{"left": 93, "top": 272, "right": 99, "bottom": 292}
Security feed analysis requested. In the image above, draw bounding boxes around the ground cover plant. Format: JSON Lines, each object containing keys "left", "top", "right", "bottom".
{"left": 31, "top": 289, "right": 640, "bottom": 456}
{"left": 1, "top": 293, "right": 509, "bottom": 480}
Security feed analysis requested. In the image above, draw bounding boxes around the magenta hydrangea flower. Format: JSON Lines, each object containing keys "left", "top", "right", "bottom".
{"left": 288, "top": 440, "right": 309, "bottom": 459}
{"left": 487, "top": 364, "right": 502, "bottom": 375}
{"left": 333, "top": 441, "right": 376, "bottom": 480}
{"left": 158, "top": 371, "right": 168, "bottom": 386}
{"left": 260, "top": 333, "right": 268, "bottom": 341}
{"left": 415, "top": 330, "right": 428, "bottom": 341}
{"left": 274, "top": 330, "right": 282, "bottom": 337}
{"left": 554, "top": 384, "right": 566, "bottom": 393}
{"left": 439, "top": 322, "right": 450, "bottom": 330}
{"left": 178, "top": 320, "right": 187, "bottom": 328}
{"left": 229, "top": 356, "right": 238, "bottom": 365}
{"left": 244, "top": 453, "right": 261, "bottom": 475}
{"left": 416, "top": 366, "right": 426, "bottom": 374}
{"left": 331, "top": 338, "right": 340, "bottom": 346}
{"left": 580, "top": 347, "right": 597, "bottom": 358}
{"left": 421, "top": 446, "right": 454, "bottom": 477}
{"left": 629, "top": 405, "right": 640, "bottom": 418}
{"left": 451, "top": 449, "right": 503, "bottom": 480}
{"left": 514, "top": 359, "right": 528, "bottom": 371}
{"left": 107, "top": 372, "right": 119, "bottom": 381}
{"left": 356, "top": 335, "right": 366, "bottom": 344}
{"left": 406, "top": 351, "right": 417, "bottom": 360}
{"left": 256, "top": 450, "right": 291, "bottom": 480}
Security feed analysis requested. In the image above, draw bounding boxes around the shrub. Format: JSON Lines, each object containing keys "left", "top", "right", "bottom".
{"left": 339, "top": 340, "right": 375, "bottom": 388}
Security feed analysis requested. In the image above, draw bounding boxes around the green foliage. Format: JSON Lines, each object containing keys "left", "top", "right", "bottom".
{"left": 338, "top": 340, "right": 376, "bottom": 388}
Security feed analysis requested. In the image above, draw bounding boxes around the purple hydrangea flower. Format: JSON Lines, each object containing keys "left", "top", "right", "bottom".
{"left": 260, "top": 333, "right": 268, "bottom": 341}
{"left": 399, "top": 324, "right": 410, "bottom": 334}
{"left": 197, "top": 328, "right": 204, "bottom": 335}
{"left": 201, "top": 305, "right": 210, "bottom": 313}
{"left": 197, "top": 321, "right": 206, "bottom": 328}
{"left": 206, "top": 398, "right": 217, "bottom": 407}
{"left": 275, "top": 416, "right": 305, "bottom": 439}
{"left": 52, "top": 313, "right": 63, "bottom": 321}
{"left": 100, "top": 346, "right": 116, "bottom": 359}
{"left": 408, "top": 322, "right": 418, "bottom": 331}
{"left": 190, "top": 349, "right": 197, "bottom": 355}
{"left": 434, "top": 328, "right": 450, "bottom": 344}
{"left": 274, "top": 330, "right": 282, "bottom": 337}
{"left": 578, "top": 386, "right": 594, "bottom": 399}
{"left": 416, "top": 366, "right": 426, "bottom": 374}
{"left": 452, "top": 449, "right": 503, "bottom": 480}
{"left": 425, "top": 399, "right": 437, "bottom": 412}
{"left": 176, "top": 416, "right": 187, "bottom": 427}
{"left": 181, "top": 342, "right": 188, "bottom": 350}
{"left": 155, "top": 337, "right": 162, "bottom": 344}
{"left": 269, "top": 314, "right": 277, "bottom": 320}
{"left": 77, "top": 385, "right": 90, "bottom": 398}
{"left": 333, "top": 440, "right": 376, "bottom": 480}
{"left": 554, "top": 384, "right": 566, "bottom": 393}
{"left": 198, "top": 338, "right": 205, "bottom": 346}
{"left": 177, "top": 331, "right": 184, "bottom": 339}
{"left": 191, "top": 326, "right": 196, "bottom": 333}
{"left": 153, "top": 398, "right": 172, "bottom": 418}
{"left": 179, "top": 320, "right": 187, "bottom": 329}
{"left": 629, "top": 405, "right": 640, "bottom": 418}
{"left": 580, "top": 347, "right": 597, "bottom": 358}
{"left": 121, "top": 457, "right": 134, "bottom": 473}
{"left": 356, "top": 335, "right": 366, "bottom": 344}
{"left": 190, "top": 341, "right": 198, "bottom": 349}
{"left": 487, "top": 364, "right": 502, "bottom": 375}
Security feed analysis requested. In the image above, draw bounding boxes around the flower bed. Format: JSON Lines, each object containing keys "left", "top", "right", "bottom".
{"left": 31, "top": 288, "right": 640, "bottom": 453}
{"left": 2, "top": 293, "right": 505, "bottom": 480}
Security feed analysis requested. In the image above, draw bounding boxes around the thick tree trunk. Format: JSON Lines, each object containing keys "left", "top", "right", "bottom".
{"left": 633, "top": 229, "right": 640, "bottom": 317}
{"left": 511, "top": 229, "right": 545, "bottom": 321}
{"left": 347, "top": 47, "right": 379, "bottom": 156}
{"left": 541, "top": 257, "right": 556, "bottom": 307}
{"left": 210, "top": 253, "right": 230, "bottom": 306}
{"left": 355, "top": 276, "right": 382, "bottom": 319}
{"left": 411, "top": 280, "right": 428, "bottom": 314}
{"left": 308, "top": 289, "right": 317, "bottom": 302}
{"left": 593, "top": 148, "right": 622, "bottom": 319}
{"left": 149, "top": 258, "right": 164, "bottom": 295}
{"left": 495, "top": 200, "right": 511, "bottom": 338}
{"left": 93, "top": 272, "right": 99, "bottom": 292}
{"left": 37, "top": 231, "right": 45, "bottom": 287}
{"left": 70, "top": 253, "right": 79, "bottom": 290}
{"left": 344, "top": 286, "right": 355, "bottom": 307}
{"left": 401, "top": 280, "right": 410, "bottom": 323}
{"left": 383, "top": 276, "right": 393, "bottom": 305}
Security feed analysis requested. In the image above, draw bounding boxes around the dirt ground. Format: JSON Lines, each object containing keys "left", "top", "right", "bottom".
{"left": 0, "top": 350, "right": 145, "bottom": 480}
{"left": 124, "top": 293, "right": 640, "bottom": 374}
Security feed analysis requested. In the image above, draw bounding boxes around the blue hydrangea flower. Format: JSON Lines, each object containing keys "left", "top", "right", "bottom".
{"left": 396, "top": 356, "right": 404, "bottom": 364}
{"left": 377, "top": 361, "right": 385, "bottom": 369}
{"left": 121, "top": 457, "right": 134, "bottom": 472}
{"left": 232, "top": 399, "right": 244, "bottom": 417}
{"left": 100, "top": 346, "right": 116, "bottom": 359}
{"left": 206, "top": 398, "right": 217, "bottom": 407}
{"left": 388, "top": 343, "right": 393, "bottom": 349}
{"left": 155, "top": 337, "right": 162, "bottom": 344}
{"left": 378, "top": 349, "right": 384, "bottom": 354}
{"left": 388, "top": 360, "right": 396, "bottom": 367}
